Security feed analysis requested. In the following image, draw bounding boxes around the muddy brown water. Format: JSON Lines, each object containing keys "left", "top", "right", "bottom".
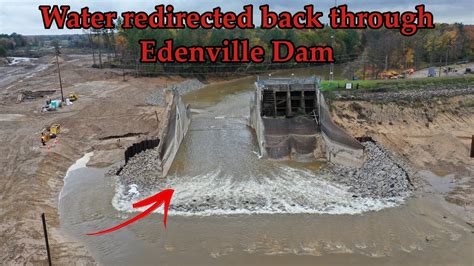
{"left": 59, "top": 69, "right": 473, "bottom": 265}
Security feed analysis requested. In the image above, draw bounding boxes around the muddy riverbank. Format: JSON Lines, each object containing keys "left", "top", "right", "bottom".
{"left": 0, "top": 54, "right": 189, "bottom": 264}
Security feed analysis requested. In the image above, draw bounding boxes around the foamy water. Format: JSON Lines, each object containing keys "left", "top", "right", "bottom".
{"left": 112, "top": 83, "right": 407, "bottom": 216}
{"left": 59, "top": 152, "right": 93, "bottom": 199}
{"left": 112, "top": 166, "right": 405, "bottom": 216}
{"left": 8, "top": 57, "right": 36, "bottom": 65}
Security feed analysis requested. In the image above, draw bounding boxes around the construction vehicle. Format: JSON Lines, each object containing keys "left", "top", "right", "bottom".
{"left": 405, "top": 68, "right": 415, "bottom": 75}
{"left": 41, "top": 131, "right": 50, "bottom": 145}
{"left": 40, "top": 123, "right": 61, "bottom": 145}
{"left": 50, "top": 123, "right": 61, "bottom": 135}
{"left": 379, "top": 70, "right": 399, "bottom": 79}
{"left": 68, "top": 93, "right": 78, "bottom": 102}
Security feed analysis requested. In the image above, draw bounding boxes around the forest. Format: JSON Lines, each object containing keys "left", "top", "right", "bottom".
{"left": 89, "top": 22, "right": 474, "bottom": 78}
{"left": 1, "top": 23, "right": 473, "bottom": 79}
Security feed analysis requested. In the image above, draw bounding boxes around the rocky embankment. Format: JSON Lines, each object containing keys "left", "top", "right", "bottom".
{"left": 116, "top": 140, "right": 413, "bottom": 215}
{"left": 331, "top": 93, "right": 473, "bottom": 207}
{"left": 116, "top": 147, "right": 163, "bottom": 190}
{"left": 329, "top": 141, "right": 413, "bottom": 198}
{"left": 117, "top": 79, "right": 204, "bottom": 189}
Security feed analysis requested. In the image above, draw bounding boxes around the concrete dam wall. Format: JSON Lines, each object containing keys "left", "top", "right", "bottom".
{"left": 250, "top": 77, "right": 365, "bottom": 167}
{"left": 262, "top": 117, "right": 322, "bottom": 159}
{"left": 120, "top": 88, "right": 191, "bottom": 178}
{"left": 157, "top": 88, "right": 191, "bottom": 177}
{"left": 250, "top": 77, "right": 324, "bottom": 160}
{"left": 318, "top": 91, "right": 365, "bottom": 167}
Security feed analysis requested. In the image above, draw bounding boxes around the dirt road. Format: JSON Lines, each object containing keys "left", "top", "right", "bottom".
{"left": 408, "top": 63, "right": 474, "bottom": 79}
{"left": 0, "top": 54, "right": 185, "bottom": 264}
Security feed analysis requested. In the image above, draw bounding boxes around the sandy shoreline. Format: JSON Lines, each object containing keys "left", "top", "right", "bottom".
{"left": 0, "top": 54, "right": 185, "bottom": 264}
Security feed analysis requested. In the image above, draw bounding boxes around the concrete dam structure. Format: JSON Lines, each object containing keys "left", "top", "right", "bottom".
{"left": 250, "top": 76, "right": 365, "bottom": 167}
{"left": 157, "top": 89, "right": 191, "bottom": 177}
{"left": 119, "top": 88, "right": 191, "bottom": 178}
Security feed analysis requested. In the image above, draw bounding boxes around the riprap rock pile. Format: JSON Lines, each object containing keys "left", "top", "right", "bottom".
{"left": 330, "top": 141, "right": 412, "bottom": 198}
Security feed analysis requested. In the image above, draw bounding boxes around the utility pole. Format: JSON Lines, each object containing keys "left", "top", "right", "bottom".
{"left": 87, "top": 30, "right": 96, "bottom": 66}
{"left": 121, "top": 58, "right": 126, "bottom": 82}
{"left": 438, "top": 57, "right": 442, "bottom": 77}
{"left": 471, "top": 135, "right": 474, "bottom": 158}
{"left": 55, "top": 47, "right": 64, "bottom": 102}
{"left": 329, "top": 33, "right": 334, "bottom": 81}
{"left": 362, "top": 53, "right": 366, "bottom": 80}
{"left": 384, "top": 55, "right": 388, "bottom": 71}
{"left": 445, "top": 50, "right": 449, "bottom": 76}
{"left": 41, "top": 213, "right": 52, "bottom": 266}
{"left": 329, "top": 0, "right": 337, "bottom": 81}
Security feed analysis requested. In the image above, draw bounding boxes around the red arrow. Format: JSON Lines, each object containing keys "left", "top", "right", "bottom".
{"left": 86, "top": 189, "right": 174, "bottom": 236}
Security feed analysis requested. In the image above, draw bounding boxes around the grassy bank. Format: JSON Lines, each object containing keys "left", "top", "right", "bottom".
{"left": 320, "top": 76, "right": 474, "bottom": 92}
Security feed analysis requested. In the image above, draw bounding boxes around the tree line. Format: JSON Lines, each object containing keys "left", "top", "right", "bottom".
{"left": 0, "top": 33, "right": 28, "bottom": 57}
{"left": 108, "top": 23, "right": 474, "bottom": 78}
{"left": 1, "top": 23, "right": 473, "bottom": 79}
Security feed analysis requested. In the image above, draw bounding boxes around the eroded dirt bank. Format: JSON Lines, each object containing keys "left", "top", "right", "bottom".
{"left": 330, "top": 94, "right": 474, "bottom": 208}
{"left": 0, "top": 55, "right": 188, "bottom": 264}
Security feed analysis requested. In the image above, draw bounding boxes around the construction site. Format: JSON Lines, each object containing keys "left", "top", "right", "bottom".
{"left": 1, "top": 52, "right": 473, "bottom": 265}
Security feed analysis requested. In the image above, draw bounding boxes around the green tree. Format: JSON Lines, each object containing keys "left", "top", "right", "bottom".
{"left": 0, "top": 45, "right": 7, "bottom": 57}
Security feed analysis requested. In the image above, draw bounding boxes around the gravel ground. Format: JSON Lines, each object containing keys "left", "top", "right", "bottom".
{"left": 329, "top": 141, "right": 412, "bottom": 198}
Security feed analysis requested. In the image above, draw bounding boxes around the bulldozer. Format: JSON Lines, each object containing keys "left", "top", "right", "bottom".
{"left": 41, "top": 123, "right": 61, "bottom": 145}
{"left": 68, "top": 93, "right": 78, "bottom": 102}
{"left": 41, "top": 131, "right": 50, "bottom": 145}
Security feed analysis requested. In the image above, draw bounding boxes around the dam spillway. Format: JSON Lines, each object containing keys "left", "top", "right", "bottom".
{"left": 250, "top": 76, "right": 366, "bottom": 167}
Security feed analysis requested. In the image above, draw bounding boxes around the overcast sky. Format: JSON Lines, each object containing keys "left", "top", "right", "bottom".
{"left": 0, "top": 0, "right": 472, "bottom": 35}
